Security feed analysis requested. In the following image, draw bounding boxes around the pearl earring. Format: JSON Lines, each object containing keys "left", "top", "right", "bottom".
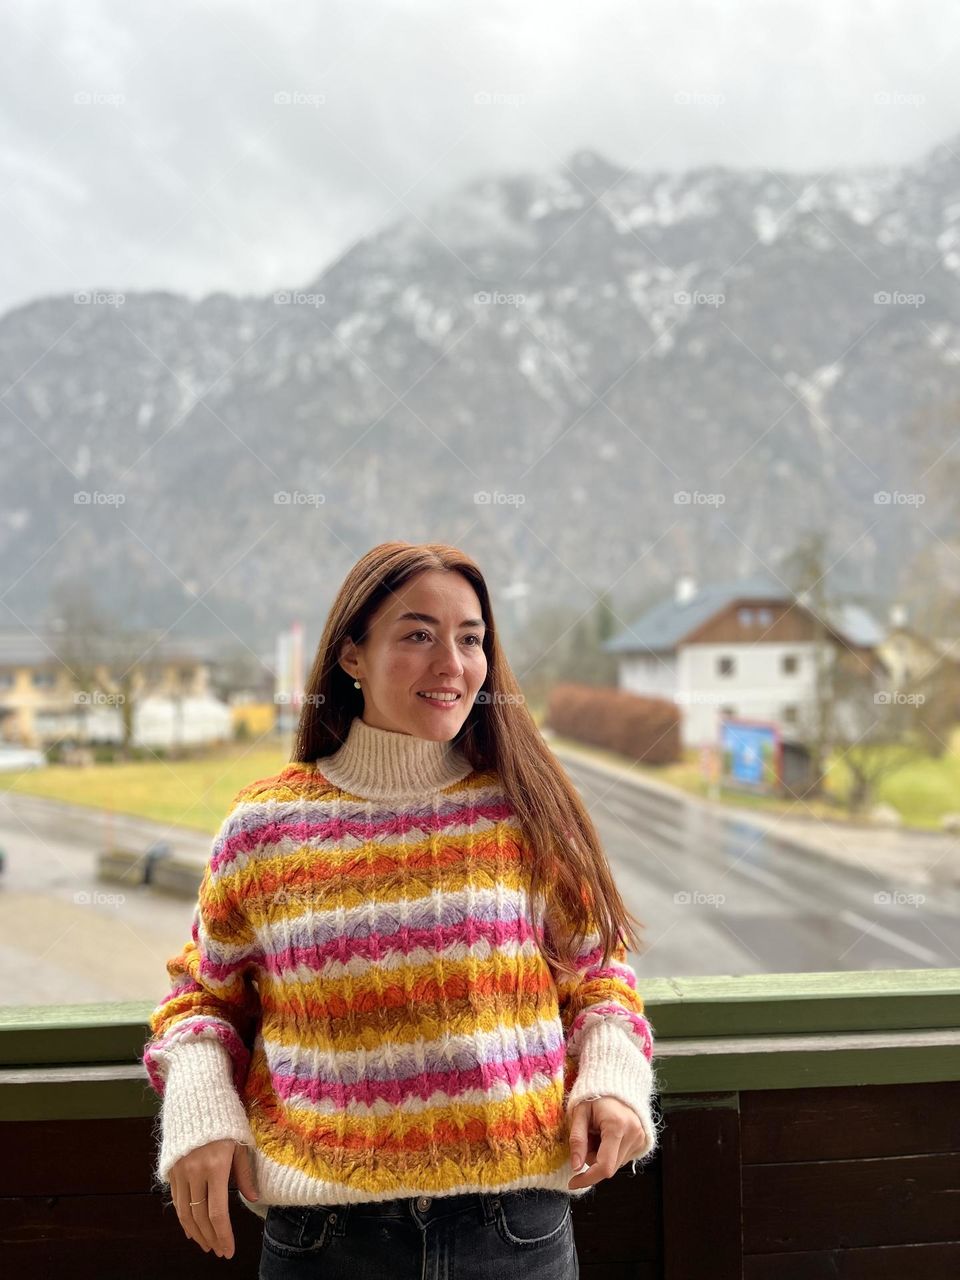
{"left": 354, "top": 679, "right": 361, "bottom": 689}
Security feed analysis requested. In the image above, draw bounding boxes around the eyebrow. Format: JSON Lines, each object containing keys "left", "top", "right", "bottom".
{"left": 394, "top": 611, "right": 486, "bottom": 629}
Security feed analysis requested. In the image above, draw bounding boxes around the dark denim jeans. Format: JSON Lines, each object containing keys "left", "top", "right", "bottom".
{"left": 258, "top": 1188, "right": 579, "bottom": 1279}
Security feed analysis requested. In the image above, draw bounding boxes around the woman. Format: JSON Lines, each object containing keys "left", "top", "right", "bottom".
{"left": 142, "top": 541, "right": 660, "bottom": 1279}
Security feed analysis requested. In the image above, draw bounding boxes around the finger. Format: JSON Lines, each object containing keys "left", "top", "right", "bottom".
{"left": 233, "top": 1143, "right": 260, "bottom": 1202}
{"left": 568, "top": 1106, "right": 590, "bottom": 1169}
{"left": 568, "top": 1126, "right": 626, "bottom": 1189}
{"left": 189, "top": 1178, "right": 222, "bottom": 1256}
{"left": 171, "top": 1170, "right": 209, "bottom": 1254}
{"left": 207, "top": 1171, "right": 235, "bottom": 1259}
{"left": 626, "top": 1121, "right": 648, "bottom": 1163}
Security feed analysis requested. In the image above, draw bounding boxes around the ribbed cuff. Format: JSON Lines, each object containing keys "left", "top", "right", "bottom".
{"left": 156, "top": 1037, "right": 256, "bottom": 1185}
{"left": 566, "top": 1019, "right": 660, "bottom": 1162}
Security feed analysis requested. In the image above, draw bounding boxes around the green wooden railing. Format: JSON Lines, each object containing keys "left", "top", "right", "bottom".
{"left": 2, "top": 968, "right": 959, "bottom": 1121}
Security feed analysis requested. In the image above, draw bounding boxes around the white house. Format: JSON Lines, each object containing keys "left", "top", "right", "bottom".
{"left": 603, "top": 573, "right": 887, "bottom": 749}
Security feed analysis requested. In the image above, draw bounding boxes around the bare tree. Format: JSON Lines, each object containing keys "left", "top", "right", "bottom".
{"left": 781, "top": 532, "right": 955, "bottom": 814}
{"left": 46, "top": 579, "right": 161, "bottom": 758}
{"left": 826, "top": 652, "right": 955, "bottom": 814}
{"left": 779, "top": 531, "right": 845, "bottom": 797}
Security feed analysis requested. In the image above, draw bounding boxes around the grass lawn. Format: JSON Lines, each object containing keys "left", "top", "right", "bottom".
{"left": 0, "top": 741, "right": 291, "bottom": 834}
{"left": 1, "top": 715, "right": 958, "bottom": 835}
{"left": 539, "top": 720, "right": 960, "bottom": 831}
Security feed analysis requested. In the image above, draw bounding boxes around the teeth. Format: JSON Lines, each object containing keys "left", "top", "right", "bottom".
{"left": 419, "top": 692, "right": 459, "bottom": 701}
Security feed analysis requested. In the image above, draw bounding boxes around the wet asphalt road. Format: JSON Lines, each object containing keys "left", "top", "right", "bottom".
{"left": 1, "top": 758, "right": 958, "bottom": 1009}
{"left": 560, "top": 753, "right": 960, "bottom": 976}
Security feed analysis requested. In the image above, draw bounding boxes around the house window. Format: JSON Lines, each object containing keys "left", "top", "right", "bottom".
{"left": 783, "top": 705, "right": 798, "bottom": 723}
{"left": 32, "top": 671, "right": 56, "bottom": 688}
{"left": 718, "top": 656, "right": 735, "bottom": 676}
{"left": 738, "top": 607, "right": 753, "bottom": 626}
{"left": 757, "top": 608, "right": 773, "bottom": 625}
{"left": 782, "top": 653, "right": 798, "bottom": 674}
{"left": 0, "top": 672, "right": 13, "bottom": 688}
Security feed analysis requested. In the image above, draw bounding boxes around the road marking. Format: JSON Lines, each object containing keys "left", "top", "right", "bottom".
{"left": 839, "top": 910, "right": 944, "bottom": 964}
{"left": 733, "top": 861, "right": 789, "bottom": 893}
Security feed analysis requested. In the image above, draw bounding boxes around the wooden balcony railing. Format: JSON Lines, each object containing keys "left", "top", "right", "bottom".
{"left": 2, "top": 967, "right": 959, "bottom": 1278}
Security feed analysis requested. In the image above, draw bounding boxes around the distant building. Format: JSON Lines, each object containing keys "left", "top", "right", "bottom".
{"left": 877, "top": 603, "right": 960, "bottom": 693}
{"left": 0, "top": 631, "right": 239, "bottom": 749}
{"left": 603, "top": 573, "right": 888, "bottom": 749}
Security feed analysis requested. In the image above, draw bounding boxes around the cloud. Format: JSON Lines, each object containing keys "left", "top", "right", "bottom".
{"left": 0, "top": 0, "right": 958, "bottom": 315}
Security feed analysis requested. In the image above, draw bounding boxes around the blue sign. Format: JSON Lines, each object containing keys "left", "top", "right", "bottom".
{"left": 720, "top": 719, "right": 780, "bottom": 790}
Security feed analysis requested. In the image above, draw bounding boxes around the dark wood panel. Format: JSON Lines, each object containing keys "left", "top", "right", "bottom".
{"left": 0, "top": 1193, "right": 264, "bottom": 1279}
{"left": 661, "top": 1095, "right": 741, "bottom": 1280}
{"left": 571, "top": 1158, "right": 662, "bottom": 1271}
{"left": 741, "top": 1082, "right": 960, "bottom": 1164}
{"left": 744, "top": 1239, "right": 960, "bottom": 1279}
{"left": 743, "top": 1154, "right": 960, "bottom": 1253}
{"left": 0, "top": 1116, "right": 157, "bottom": 1195}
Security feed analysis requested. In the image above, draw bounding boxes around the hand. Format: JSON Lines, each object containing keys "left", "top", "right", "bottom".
{"left": 170, "top": 1138, "right": 259, "bottom": 1258}
{"left": 567, "top": 1095, "right": 648, "bottom": 1190}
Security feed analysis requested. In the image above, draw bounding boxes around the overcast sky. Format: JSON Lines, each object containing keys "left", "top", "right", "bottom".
{"left": 1, "top": 0, "right": 958, "bottom": 317}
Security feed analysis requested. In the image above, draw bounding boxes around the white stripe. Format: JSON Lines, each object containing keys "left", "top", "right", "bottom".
{"left": 260, "top": 1010, "right": 566, "bottom": 1082}
{"left": 262, "top": 932, "right": 542, "bottom": 983}
{"left": 839, "top": 910, "right": 944, "bottom": 964}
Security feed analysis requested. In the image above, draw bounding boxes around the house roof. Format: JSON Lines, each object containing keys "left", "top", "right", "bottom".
{"left": 0, "top": 630, "right": 223, "bottom": 668}
{"left": 604, "top": 574, "right": 885, "bottom": 655}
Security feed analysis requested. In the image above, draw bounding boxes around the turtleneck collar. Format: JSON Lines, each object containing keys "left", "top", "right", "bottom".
{"left": 316, "top": 714, "right": 474, "bottom": 802}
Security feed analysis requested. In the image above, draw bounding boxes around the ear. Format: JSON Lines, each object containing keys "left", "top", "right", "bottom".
{"left": 338, "top": 637, "right": 359, "bottom": 681}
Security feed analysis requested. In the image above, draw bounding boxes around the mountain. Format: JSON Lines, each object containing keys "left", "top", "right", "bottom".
{"left": 3, "top": 134, "right": 960, "bottom": 653}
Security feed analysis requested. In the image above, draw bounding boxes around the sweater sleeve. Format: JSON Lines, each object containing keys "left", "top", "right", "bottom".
{"left": 141, "top": 801, "right": 262, "bottom": 1183}
{"left": 544, "top": 903, "right": 661, "bottom": 1164}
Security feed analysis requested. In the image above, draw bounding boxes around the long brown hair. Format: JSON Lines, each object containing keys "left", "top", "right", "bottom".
{"left": 291, "top": 540, "right": 647, "bottom": 982}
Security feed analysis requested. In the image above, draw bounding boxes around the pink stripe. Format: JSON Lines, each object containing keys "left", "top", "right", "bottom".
{"left": 568, "top": 1006, "right": 654, "bottom": 1060}
{"left": 272, "top": 1045, "right": 566, "bottom": 1108}
{"left": 568, "top": 941, "right": 639, "bottom": 991}
{"left": 211, "top": 800, "right": 516, "bottom": 874}
{"left": 204, "top": 914, "right": 539, "bottom": 983}
{"left": 142, "top": 1020, "right": 250, "bottom": 1096}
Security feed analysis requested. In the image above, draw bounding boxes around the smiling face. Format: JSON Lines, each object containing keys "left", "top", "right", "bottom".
{"left": 338, "top": 569, "right": 489, "bottom": 740}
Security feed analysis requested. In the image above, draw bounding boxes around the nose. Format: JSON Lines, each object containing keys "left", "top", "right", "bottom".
{"left": 432, "top": 641, "right": 465, "bottom": 677}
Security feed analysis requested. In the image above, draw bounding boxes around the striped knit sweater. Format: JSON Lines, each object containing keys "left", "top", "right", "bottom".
{"left": 142, "top": 715, "right": 660, "bottom": 1218}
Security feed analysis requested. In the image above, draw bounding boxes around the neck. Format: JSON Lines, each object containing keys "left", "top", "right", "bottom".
{"left": 316, "top": 714, "right": 474, "bottom": 801}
